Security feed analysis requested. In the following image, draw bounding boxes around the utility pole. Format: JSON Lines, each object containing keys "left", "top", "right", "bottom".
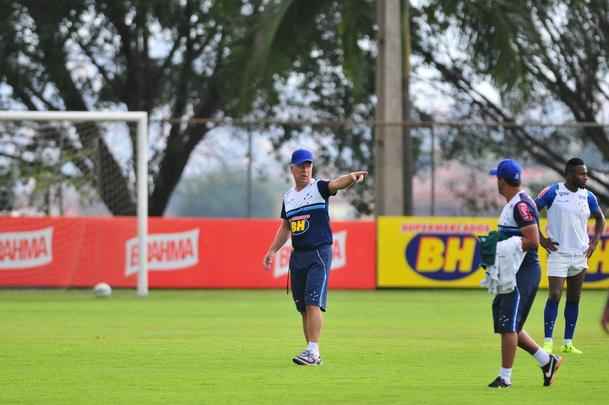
{"left": 402, "top": 0, "right": 413, "bottom": 214}
{"left": 375, "top": 0, "right": 404, "bottom": 216}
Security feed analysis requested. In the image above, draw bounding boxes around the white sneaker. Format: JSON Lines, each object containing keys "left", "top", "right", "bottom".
{"left": 292, "top": 350, "right": 322, "bottom": 366}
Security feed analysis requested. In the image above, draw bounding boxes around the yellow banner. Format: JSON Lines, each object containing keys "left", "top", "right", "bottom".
{"left": 377, "top": 216, "right": 609, "bottom": 289}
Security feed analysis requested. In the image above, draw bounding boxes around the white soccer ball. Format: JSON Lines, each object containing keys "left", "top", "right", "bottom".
{"left": 93, "top": 282, "right": 112, "bottom": 298}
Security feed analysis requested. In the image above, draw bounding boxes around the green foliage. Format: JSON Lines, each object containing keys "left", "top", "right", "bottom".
{"left": 415, "top": 0, "right": 609, "bottom": 205}
{"left": 0, "top": 0, "right": 382, "bottom": 216}
{"left": 241, "top": 0, "right": 375, "bottom": 109}
{"left": 8, "top": 0, "right": 607, "bottom": 215}
{"left": 0, "top": 166, "right": 15, "bottom": 211}
{"left": 238, "top": 0, "right": 378, "bottom": 214}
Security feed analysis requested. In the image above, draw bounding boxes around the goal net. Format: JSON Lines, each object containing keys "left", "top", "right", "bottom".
{"left": 0, "top": 111, "right": 148, "bottom": 295}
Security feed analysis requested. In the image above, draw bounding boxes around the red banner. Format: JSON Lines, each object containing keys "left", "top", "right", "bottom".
{"left": 0, "top": 217, "right": 375, "bottom": 289}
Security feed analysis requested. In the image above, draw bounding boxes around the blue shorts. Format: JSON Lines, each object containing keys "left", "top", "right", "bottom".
{"left": 289, "top": 245, "right": 332, "bottom": 313}
{"left": 492, "top": 282, "right": 539, "bottom": 333}
{"left": 492, "top": 257, "right": 540, "bottom": 334}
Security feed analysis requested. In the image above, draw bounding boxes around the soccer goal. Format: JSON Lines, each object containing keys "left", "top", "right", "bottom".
{"left": 0, "top": 111, "right": 149, "bottom": 296}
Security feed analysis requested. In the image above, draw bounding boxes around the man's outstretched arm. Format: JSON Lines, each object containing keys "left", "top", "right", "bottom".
{"left": 328, "top": 171, "right": 368, "bottom": 194}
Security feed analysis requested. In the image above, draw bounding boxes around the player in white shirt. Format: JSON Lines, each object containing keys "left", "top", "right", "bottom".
{"left": 536, "top": 158, "right": 606, "bottom": 354}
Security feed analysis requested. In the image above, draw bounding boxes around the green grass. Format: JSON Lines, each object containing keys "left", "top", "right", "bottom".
{"left": 1, "top": 289, "right": 608, "bottom": 405}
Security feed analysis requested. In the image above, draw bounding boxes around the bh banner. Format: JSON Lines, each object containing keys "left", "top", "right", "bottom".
{"left": 377, "top": 216, "right": 609, "bottom": 289}
{"left": 0, "top": 217, "right": 375, "bottom": 289}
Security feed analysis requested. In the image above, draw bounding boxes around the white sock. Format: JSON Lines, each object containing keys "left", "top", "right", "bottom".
{"left": 500, "top": 368, "right": 512, "bottom": 384}
{"left": 534, "top": 349, "right": 550, "bottom": 366}
{"left": 564, "top": 339, "right": 572, "bottom": 346}
{"left": 307, "top": 341, "right": 319, "bottom": 356}
{"left": 544, "top": 337, "right": 553, "bottom": 343}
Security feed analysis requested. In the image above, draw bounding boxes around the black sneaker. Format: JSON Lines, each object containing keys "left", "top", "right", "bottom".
{"left": 488, "top": 376, "right": 511, "bottom": 388}
{"left": 541, "top": 354, "right": 563, "bottom": 386}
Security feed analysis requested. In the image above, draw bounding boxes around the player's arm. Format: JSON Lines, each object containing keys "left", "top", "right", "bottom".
{"left": 515, "top": 201, "right": 539, "bottom": 251}
{"left": 587, "top": 194, "right": 606, "bottom": 258}
{"left": 538, "top": 231, "right": 558, "bottom": 253}
{"left": 263, "top": 219, "right": 290, "bottom": 269}
{"left": 535, "top": 185, "right": 558, "bottom": 252}
{"left": 520, "top": 223, "right": 540, "bottom": 251}
{"left": 328, "top": 171, "right": 368, "bottom": 194}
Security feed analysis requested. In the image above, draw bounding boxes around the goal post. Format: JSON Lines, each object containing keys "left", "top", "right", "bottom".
{"left": 0, "top": 111, "right": 149, "bottom": 296}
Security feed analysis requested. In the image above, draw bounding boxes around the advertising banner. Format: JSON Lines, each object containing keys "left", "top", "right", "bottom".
{"left": 377, "top": 216, "right": 609, "bottom": 289}
{"left": 0, "top": 217, "right": 375, "bottom": 289}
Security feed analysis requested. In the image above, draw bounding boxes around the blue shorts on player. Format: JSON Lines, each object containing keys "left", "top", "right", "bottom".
{"left": 289, "top": 244, "right": 332, "bottom": 313}
{"left": 493, "top": 259, "right": 541, "bottom": 333}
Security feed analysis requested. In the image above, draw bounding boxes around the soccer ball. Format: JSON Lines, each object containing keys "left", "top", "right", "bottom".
{"left": 93, "top": 282, "right": 112, "bottom": 298}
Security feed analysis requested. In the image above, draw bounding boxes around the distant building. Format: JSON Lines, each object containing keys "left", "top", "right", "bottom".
{"left": 412, "top": 161, "right": 559, "bottom": 217}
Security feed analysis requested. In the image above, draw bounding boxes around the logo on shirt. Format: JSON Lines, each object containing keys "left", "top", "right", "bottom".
{"left": 405, "top": 233, "right": 481, "bottom": 280}
{"left": 516, "top": 202, "right": 535, "bottom": 222}
{"left": 289, "top": 215, "right": 311, "bottom": 235}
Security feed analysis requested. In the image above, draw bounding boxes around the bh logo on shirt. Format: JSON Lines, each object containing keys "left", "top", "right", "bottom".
{"left": 289, "top": 215, "right": 310, "bottom": 235}
{"left": 405, "top": 233, "right": 481, "bottom": 280}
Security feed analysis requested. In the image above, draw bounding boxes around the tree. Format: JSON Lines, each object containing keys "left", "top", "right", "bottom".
{"left": 0, "top": 166, "right": 15, "bottom": 212}
{"left": 412, "top": 0, "right": 609, "bottom": 204}
{"left": 238, "top": 0, "right": 609, "bottom": 213}
{"left": 242, "top": 0, "right": 382, "bottom": 215}
{"left": 0, "top": 0, "right": 377, "bottom": 216}
{"left": 11, "top": 0, "right": 601, "bottom": 217}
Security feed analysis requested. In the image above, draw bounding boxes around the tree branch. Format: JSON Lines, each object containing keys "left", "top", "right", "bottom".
{"left": 73, "top": 32, "right": 121, "bottom": 98}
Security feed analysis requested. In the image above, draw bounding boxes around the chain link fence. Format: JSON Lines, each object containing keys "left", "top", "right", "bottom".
{"left": 1, "top": 117, "right": 607, "bottom": 218}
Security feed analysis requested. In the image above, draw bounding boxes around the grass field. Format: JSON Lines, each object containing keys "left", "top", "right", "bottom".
{"left": 1, "top": 289, "right": 608, "bottom": 405}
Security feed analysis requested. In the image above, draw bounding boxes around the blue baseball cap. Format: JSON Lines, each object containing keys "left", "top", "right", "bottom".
{"left": 489, "top": 159, "right": 522, "bottom": 183}
{"left": 290, "top": 148, "right": 314, "bottom": 165}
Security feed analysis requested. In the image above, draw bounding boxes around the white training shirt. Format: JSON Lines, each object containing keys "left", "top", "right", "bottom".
{"left": 536, "top": 182, "right": 601, "bottom": 254}
{"left": 280, "top": 179, "right": 334, "bottom": 251}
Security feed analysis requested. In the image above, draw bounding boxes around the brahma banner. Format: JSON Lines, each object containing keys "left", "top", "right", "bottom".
{"left": 0, "top": 227, "right": 53, "bottom": 269}
{"left": 125, "top": 229, "right": 200, "bottom": 276}
{"left": 0, "top": 217, "right": 375, "bottom": 289}
{"left": 377, "top": 216, "right": 609, "bottom": 289}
